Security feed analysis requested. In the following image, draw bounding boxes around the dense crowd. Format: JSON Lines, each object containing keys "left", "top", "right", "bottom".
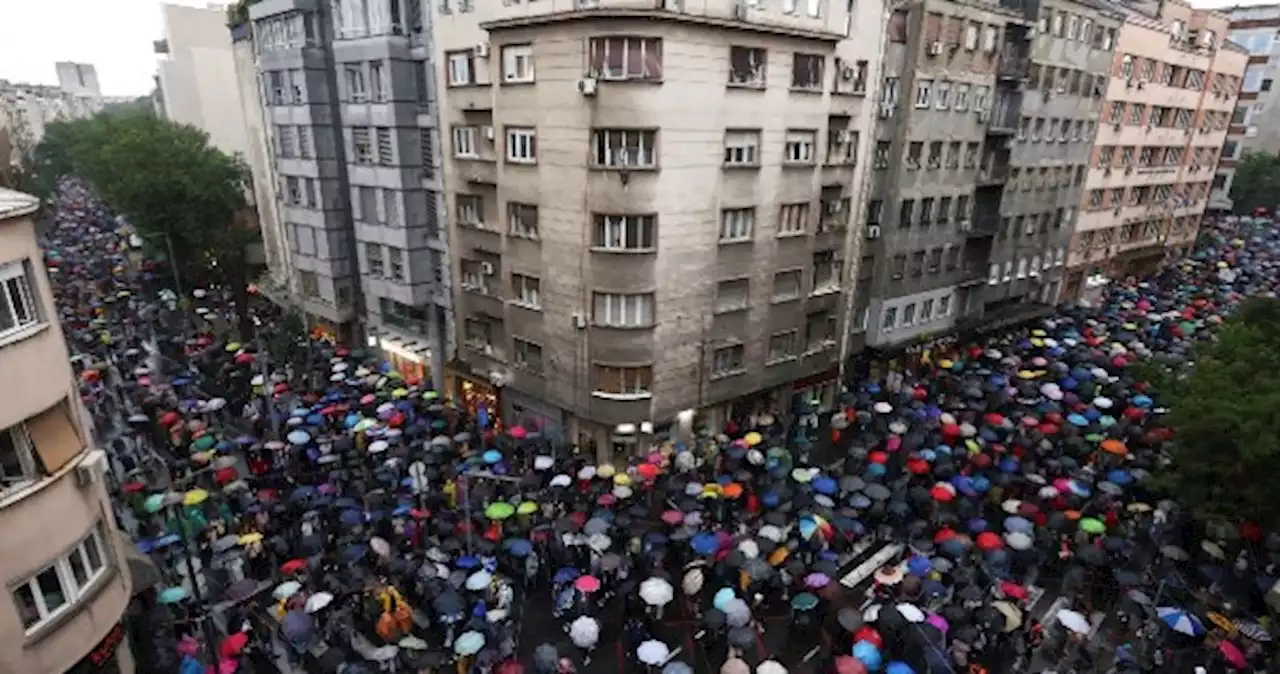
{"left": 44, "top": 177, "right": 1280, "bottom": 673}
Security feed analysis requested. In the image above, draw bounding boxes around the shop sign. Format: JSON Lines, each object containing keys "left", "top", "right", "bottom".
{"left": 904, "top": 333, "right": 958, "bottom": 356}
{"left": 70, "top": 622, "right": 124, "bottom": 672}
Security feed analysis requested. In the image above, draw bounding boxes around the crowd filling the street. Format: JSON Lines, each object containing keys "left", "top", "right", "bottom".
{"left": 44, "top": 174, "right": 1280, "bottom": 674}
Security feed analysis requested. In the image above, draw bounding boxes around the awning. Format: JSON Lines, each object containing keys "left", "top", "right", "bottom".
{"left": 119, "top": 534, "right": 161, "bottom": 593}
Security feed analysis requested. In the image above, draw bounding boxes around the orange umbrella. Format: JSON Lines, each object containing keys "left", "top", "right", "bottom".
{"left": 722, "top": 483, "right": 743, "bottom": 499}
{"left": 1065, "top": 510, "right": 1082, "bottom": 521}
{"left": 1100, "top": 439, "right": 1128, "bottom": 456}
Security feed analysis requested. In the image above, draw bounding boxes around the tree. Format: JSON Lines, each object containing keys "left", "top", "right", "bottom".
{"left": 35, "top": 112, "right": 259, "bottom": 340}
{"left": 1146, "top": 297, "right": 1280, "bottom": 530}
{"left": 1227, "top": 151, "right": 1280, "bottom": 215}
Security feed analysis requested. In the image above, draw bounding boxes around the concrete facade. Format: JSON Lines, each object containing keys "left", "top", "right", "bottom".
{"left": 1219, "top": 4, "right": 1280, "bottom": 209}
{"left": 1065, "top": 0, "right": 1244, "bottom": 291}
{"left": 0, "top": 189, "right": 134, "bottom": 674}
{"left": 0, "top": 81, "right": 104, "bottom": 157}
{"left": 433, "top": 0, "right": 883, "bottom": 450}
{"left": 53, "top": 62, "right": 102, "bottom": 99}
{"left": 156, "top": 3, "right": 253, "bottom": 159}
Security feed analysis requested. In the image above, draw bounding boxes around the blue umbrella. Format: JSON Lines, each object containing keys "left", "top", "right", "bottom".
{"left": 287, "top": 430, "right": 311, "bottom": 445}
{"left": 290, "top": 486, "right": 315, "bottom": 502}
{"left": 811, "top": 476, "right": 837, "bottom": 495}
{"left": 482, "top": 449, "right": 502, "bottom": 465}
{"left": 906, "top": 556, "right": 932, "bottom": 577}
{"left": 154, "top": 533, "right": 182, "bottom": 548}
{"left": 338, "top": 544, "right": 367, "bottom": 564}
{"left": 455, "top": 555, "right": 480, "bottom": 570}
{"left": 690, "top": 532, "right": 718, "bottom": 556}
{"left": 1107, "top": 469, "right": 1134, "bottom": 486}
{"left": 339, "top": 509, "right": 364, "bottom": 526}
{"left": 158, "top": 586, "right": 187, "bottom": 604}
{"left": 505, "top": 538, "right": 533, "bottom": 557}
{"left": 1004, "top": 517, "right": 1033, "bottom": 534}
{"left": 305, "top": 414, "right": 324, "bottom": 426}
{"left": 553, "top": 567, "right": 580, "bottom": 584}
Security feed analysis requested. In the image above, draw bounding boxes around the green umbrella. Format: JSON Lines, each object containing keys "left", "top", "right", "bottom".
{"left": 144, "top": 493, "right": 166, "bottom": 513}
{"left": 423, "top": 390, "right": 440, "bottom": 400}
{"left": 484, "top": 502, "right": 516, "bottom": 520}
{"left": 791, "top": 592, "right": 819, "bottom": 611}
{"left": 1079, "top": 517, "right": 1106, "bottom": 535}
{"left": 191, "top": 435, "right": 216, "bottom": 451}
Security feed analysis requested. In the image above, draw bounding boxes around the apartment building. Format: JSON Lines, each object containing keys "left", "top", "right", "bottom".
{"left": 156, "top": 3, "right": 252, "bottom": 159}
{"left": 1065, "top": 1, "right": 1244, "bottom": 291}
{"left": 433, "top": 0, "right": 883, "bottom": 452}
{"left": 54, "top": 62, "right": 102, "bottom": 99}
{"left": 0, "top": 189, "right": 135, "bottom": 674}
{"left": 248, "top": 0, "right": 453, "bottom": 386}
{"left": 1219, "top": 4, "right": 1280, "bottom": 208}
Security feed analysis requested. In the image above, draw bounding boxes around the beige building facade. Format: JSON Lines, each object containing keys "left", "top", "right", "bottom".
{"left": 434, "top": 0, "right": 883, "bottom": 451}
{"left": 1066, "top": 0, "right": 1245, "bottom": 292}
{"left": 0, "top": 189, "right": 134, "bottom": 674}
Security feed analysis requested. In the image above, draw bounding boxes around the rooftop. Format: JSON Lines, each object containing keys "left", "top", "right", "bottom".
{"left": 0, "top": 188, "right": 40, "bottom": 221}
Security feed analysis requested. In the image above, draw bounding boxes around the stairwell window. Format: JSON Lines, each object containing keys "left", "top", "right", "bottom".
{"left": 784, "top": 130, "right": 816, "bottom": 164}
{"left": 593, "top": 292, "right": 654, "bottom": 327}
{"left": 452, "top": 126, "right": 478, "bottom": 158}
{"left": 446, "top": 51, "right": 475, "bottom": 86}
{"left": 591, "top": 129, "right": 656, "bottom": 168}
{"left": 345, "top": 65, "right": 367, "bottom": 101}
{"left": 594, "top": 214, "right": 656, "bottom": 251}
{"left": 720, "top": 208, "right": 754, "bottom": 242}
{"left": 588, "top": 37, "right": 663, "bottom": 81}
{"left": 506, "top": 127, "right": 537, "bottom": 163}
{"left": 0, "top": 261, "right": 38, "bottom": 338}
{"left": 593, "top": 365, "right": 652, "bottom": 397}
{"left": 791, "top": 53, "right": 824, "bottom": 90}
{"left": 728, "top": 46, "right": 767, "bottom": 87}
{"left": 502, "top": 44, "right": 535, "bottom": 83}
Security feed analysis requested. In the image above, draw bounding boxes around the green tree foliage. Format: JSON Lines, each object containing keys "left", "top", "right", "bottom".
{"left": 266, "top": 308, "right": 309, "bottom": 369}
{"left": 1146, "top": 297, "right": 1280, "bottom": 529}
{"left": 1228, "top": 151, "right": 1280, "bottom": 215}
{"left": 34, "top": 112, "right": 258, "bottom": 339}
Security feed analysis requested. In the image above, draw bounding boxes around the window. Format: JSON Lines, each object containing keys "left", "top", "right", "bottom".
{"left": 376, "top": 127, "right": 394, "bottom": 165}
{"left": 369, "top": 60, "right": 386, "bottom": 101}
{"left": 953, "top": 84, "right": 970, "bottom": 111}
{"left": 508, "top": 203, "right": 539, "bottom": 238}
{"left": 920, "top": 298, "right": 934, "bottom": 322}
{"left": 826, "top": 126, "right": 856, "bottom": 164}
{"left": 1002, "top": 261, "right": 1013, "bottom": 282}
{"left": 935, "top": 81, "right": 951, "bottom": 109}
{"left": 460, "top": 259, "right": 493, "bottom": 294}
{"left": 792, "top": 53, "right": 824, "bottom": 90}
{"left": 594, "top": 214, "right": 656, "bottom": 250}
{"left": 352, "top": 127, "right": 373, "bottom": 164}
{"left": 721, "top": 208, "right": 754, "bottom": 242}
{"left": 512, "top": 274, "right": 541, "bottom": 309}
{"left": 812, "top": 250, "right": 840, "bottom": 293}
{"left": 938, "top": 295, "right": 951, "bottom": 316}
{"left": 14, "top": 525, "right": 109, "bottom": 632}
{"left": 513, "top": 339, "right": 543, "bottom": 373}
{"left": 345, "top": 65, "right": 367, "bottom": 101}
{"left": 964, "top": 23, "right": 979, "bottom": 50}
{"left": 712, "top": 345, "right": 746, "bottom": 377}
{"left": 276, "top": 125, "right": 296, "bottom": 158}
{"left": 804, "top": 311, "right": 835, "bottom": 350}
{"left": 873, "top": 142, "right": 890, "bottom": 169}
{"left": 298, "top": 270, "right": 319, "bottom": 298}
{"left": 882, "top": 306, "right": 898, "bottom": 331}
{"left": 502, "top": 44, "right": 534, "bottom": 83}
{"left": 767, "top": 331, "right": 799, "bottom": 363}
{"left": 987, "top": 263, "right": 1000, "bottom": 285}
{"left": 268, "top": 71, "right": 286, "bottom": 105}
{"left": 834, "top": 58, "right": 867, "bottom": 94}
{"left": 593, "top": 293, "right": 654, "bottom": 327}
{"left": 457, "top": 193, "right": 485, "bottom": 226}
{"left": 464, "top": 318, "right": 492, "bottom": 350}
{"left": 506, "top": 127, "right": 537, "bottom": 163}
{"left": 779, "top": 203, "right": 809, "bottom": 234}
{"left": 447, "top": 51, "right": 475, "bottom": 86}
{"left": 1016, "top": 258, "right": 1027, "bottom": 279}
{"left": 594, "top": 365, "right": 652, "bottom": 396}
{"left": 0, "top": 262, "right": 37, "bottom": 336}
{"left": 386, "top": 247, "right": 405, "bottom": 281}
{"left": 784, "top": 130, "right": 816, "bottom": 164}
{"left": 365, "top": 242, "right": 385, "bottom": 276}
{"left": 589, "top": 37, "right": 663, "bottom": 81}
{"left": 591, "top": 129, "right": 657, "bottom": 168}
{"left": 729, "top": 46, "right": 767, "bottom": 87}
{"left": 724, "top": 130, "right": 761, "bottom": 166}
{"left": 1120, "top": 54, "right": 1133, "bottom": 80}
{"left": 915, "top": 78, "right": 932, "bottom": 108}
{"left": 772, "top": 270, "right": 802, "bottom": 302}
{"left": 297, "top": 126, "right": 312, "bottom": 158}
{"left": 715, "top": 279, "right": 750, "bottom": 313}
{"left": 452, "top": 126, "right": 478, "bottom": 158}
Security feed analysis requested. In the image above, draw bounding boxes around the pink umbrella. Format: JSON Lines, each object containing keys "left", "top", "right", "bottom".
{"left": 833, "top": 655, "right": 867, "bottom": 674}
{"left": 661, "top": 510, "right": 684, "bottom": 525}
{"left": 926, "top": 613, "right": 949, "bottom": 633}
{"left": 1218, "top": 640, "right": 1247, "bottom": 669}
{"left": 574, "top": 575, "right": 601, "bottom": 593}
{"left": 510, "top": 426, "right": 528, "bottom": 440}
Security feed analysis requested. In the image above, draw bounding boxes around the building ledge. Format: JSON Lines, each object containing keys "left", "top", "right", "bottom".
{"left": 480, "top": 8, "right": 844, "bottom": 42}
{"left": 250, "top": 0, "right": 317, "bottom": 21}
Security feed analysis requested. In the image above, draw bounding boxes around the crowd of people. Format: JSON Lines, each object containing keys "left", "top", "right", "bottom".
{"left": 43, "top": 175, "right": 1280, "bottom": 674}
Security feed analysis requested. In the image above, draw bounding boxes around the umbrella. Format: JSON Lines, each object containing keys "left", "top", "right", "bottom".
{"left": 305, "top": 592, "right": 334, "bottom": 613}
{"left": 894, "top": 603, "right": 925, "bottom": 623}
{"left": 569, "top": 616, "right": 600, "bottom": 648}
{"left": 640, "top": 577, "right": 675, "bottom": 606}
{"left": 158, "top": 586, "right": 187, "bottom": 604}
{"left": 637, "top": 640, "right": 670, "bottom": 666}
{"left": 273, "top": 581, "right": 302, "bottom": 600}
{"left": 454, "top": 631, "right": 486, "bottom": 656}
{"left": 1055, "top": 609, "right": 1091, "bottom": 635}
{"left": 722, "top": 659, "right": 750, "bottom": 674}
{"left": 757, "top": 661, "right": 787, "bottom": 674}
{"left": 1157, "top": 607, "right": 1205, "bottom": 636}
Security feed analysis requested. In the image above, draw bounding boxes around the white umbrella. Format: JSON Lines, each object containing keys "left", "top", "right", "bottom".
{"left": 454, "top": 631, "right": 485, "bottom": 656}
{"left": 587, "top": 534, "right": 612, "bottom": 552}
{"left": 550, "top": 474, "right": 572, "bottom": 488}
{"left": 370, "top": 537, "right": 392, "bottom": 557}
{"left": 873, "top": 402, "right": 893, "bottom": 414}
{"left": 637, "top": 640, "right": 670, "bottom": 666}
{"left": 640, "top": 577, "right": 675, "bottom": 606}
{"left": 466, "top": 571, "right": 493, "bottom": 591}
{"left": 569, "top": 615, "right": 600, "bottom": 648}
{"left": 757, "top": 661, "right": 788, "bottom": 674}
{"left": 863, "top": 604, "right": 882, "bottom": 622}
{"left": 578, "top": 466, "right": 597, "bottom": 480}
{"left": 723, "top": 598, "right": 751, "bottom": 627}
{"left": 534, "top": 455, "right": 554, "bottom": 470}
{"left": 305, "top": 592, "right": 334, "bottom": 613}
{"left": 757, "top": 525, "right": 784, "bottom": 543}
{"left": 682, "top": 568, "right": 705, "bottom": 595}
{"left": 737, "top": 539, "right": 760, "bottom": 559}
{"left": 273, "top": 581, "right": 301, "bottom": 600}
{"left": 1056, "top": 609, "right": 1091, "bottom": 635}
{"left": 895, "top": 603, "right": 926, "bottom": 623}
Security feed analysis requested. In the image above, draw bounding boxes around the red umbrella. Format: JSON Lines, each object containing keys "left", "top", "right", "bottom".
{"left": 906, "top": 459, "right": 930, "bottom": 475}
{"left": 280, "top": 558, "right": 308, "bottom": 574}
{"left": 219, "top": 632, "right": 249, "bottom": 658}
{"left": 273, "top": 383, "right": 289, "bottom": 394}
{"left": 933, "top": 528, "right": 957, "bottom": 544}
{"left": 509, "top": 426, "right": 528, "bottom": 440}
{"left": 160, "top": 411, "right": 181, "bottom": 426}
{"left": 976, "top": 532, "right": 1003, "bottom": 551}
{"left": 636, "top": 463, "right": 660, "bottom": 480}
{"left": 868, "top": 451, "right": 889, "bottom": 464}
{"left": 983, "top": 413, "right": 1005, "bottom": 426}
{"left": 930, "top": 484, "right": 956, "bottom": 503}
{"left": 234, "top": 353, "right": 254, "bottom": 365}
{"left": 941, "top": 423, "right": 962, "bottom": 439}
{"left": 121, "top": 481, "right": 146, "bottom": 494}
{"left": 214, "top": 467, "right": 237, "bottom": 485}
{"left": 999, "top": 580, "right": 1028, "bottom": 600}
{"left": 853, "top": 626, "right": 882, "bottom": 648}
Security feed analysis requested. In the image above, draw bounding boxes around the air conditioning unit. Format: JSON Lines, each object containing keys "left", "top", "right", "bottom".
{"left": 661, "top": 0, "right": 683, "bottom": 9}
{"left": 577, "top": 77, "right": 598, "bottom": 96}
{"left": 572, "top": 312, "right": 587, "bottom": 329}
{"left": 75, "top": 450, "right": 106, "bottom": 487}
{"left": 1113, "top": 207, "right": 1121, "bottom": 215}
{"left": 733, "top": 2, "right": 748, "bottom": 19}
{"left": 928, "top": 41, "right": 944, "bottom": 56}
{"left": 841, "top": 66, "right": 858, "bottom": 80}
{"left": 866, "top": 225, "right": 882, "bottom": 239}
{"left": 1042, "top": 89, "right": 1052, "bottom": 101}
{"left": 475, "top": 43, "right": 490, "bottom": 58}
{"left": 1104, "top": 168, "right": 1112, "bottom": 176}
{"left": 480, "top": 261, "right": 495, "bottom": 275}
{"left": 1124, "top": 167, "right": 1133, "bottom": 175}
{"left": 482, "top": 125, "right": 495, "bottom": 140}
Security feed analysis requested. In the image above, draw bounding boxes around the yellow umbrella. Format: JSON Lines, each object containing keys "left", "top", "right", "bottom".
{"left": 613, "top": 473, "right": 632, "bottom": 487}
{"left": 597, "top": 464, "right": 616, "bottom": 479}
{"left": 1029, "top": 338, "right": 1044, "bottom": 348}
{"left": 700, "top": 484, "right": 723, "bottom": 499}
{"left": 183, "top": 489, "right": 210, "bottom": 506}
{"left": 1016, "top": 370, "right": 1038, "bottom": 380}
{"left": 938, "top": 359, "right": 954, "bottom": 369}
{"left": 392, "top": 388, "right": 409, "bottom": 399}
{"left": 517, "top": 502, "right": 538, "bottom": 515}
{"left": 1031, "top": 329, "right": 1046, "bottom": 337}
{"left": 238, "top": 532, "right": 264, "bottom": 545}
{"left": 743, "top": 432, "right": 763, "bottom": 447}
{"left": 225, "top": 342, "right": 242, "bottom": 353}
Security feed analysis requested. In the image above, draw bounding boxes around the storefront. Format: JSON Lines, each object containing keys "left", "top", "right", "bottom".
{"left": 368, "top": 334, "right": 430, "bottom": 386}
{"left": 789, "top": 367, "right": 841, "bottom": 414}
{"left": 455, "top": 376, "right": 501, "bottom": 429}
{"left": 68, "top": 622, "right": 128, "bottom": 674}
{"left": 310, "top": 317, "right": 340, "bottom": 346}
{"left": 503, "top": 388, "right": 565, "bottom": 439}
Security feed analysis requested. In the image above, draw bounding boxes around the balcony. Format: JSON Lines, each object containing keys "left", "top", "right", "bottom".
{"left": 997, "top": 54, "right": 1030, "bottom": 81}
{"left": 976, "top": 163, "right": 1010, "bottom": 186}
{"left": 985, "top": 98, "right": 1020, "bottom": 135}
{"left": 961, "top": 217, "right": 999, "bottom": 238}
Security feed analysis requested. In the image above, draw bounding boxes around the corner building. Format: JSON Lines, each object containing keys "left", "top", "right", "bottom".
{"left": 436, "top": 0, "right": 884, "bottom": 457}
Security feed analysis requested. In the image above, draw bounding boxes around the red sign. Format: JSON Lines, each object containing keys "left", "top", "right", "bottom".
{"left": 70, "top": 622, "right": 124, "bottom": 672}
